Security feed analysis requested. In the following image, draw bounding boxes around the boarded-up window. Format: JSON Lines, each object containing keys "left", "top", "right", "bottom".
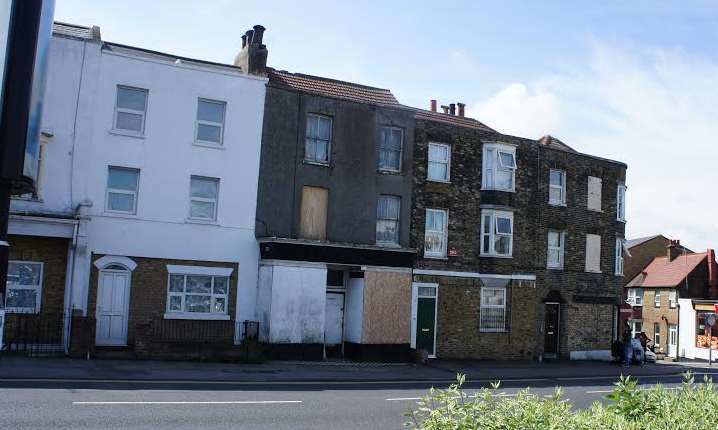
{"left": 300, "top": 186, "right": 328, "bottom": 240}
{"left": 585, "top": 234, "right": 602, "bottom": 273}
{"left": 587, "top": 176, "right": 602, "bottom": 211}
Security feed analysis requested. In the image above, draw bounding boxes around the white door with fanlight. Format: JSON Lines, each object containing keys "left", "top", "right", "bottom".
{"left": 95, "top": 268, "right": 131, "bottom": 346}
{"left": 668, "top": 324, "right": 678, "bottom": 358}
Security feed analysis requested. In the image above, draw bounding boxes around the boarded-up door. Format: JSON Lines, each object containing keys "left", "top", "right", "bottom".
{"left": 300, "top": 186, "right": 328, "bottom": 240}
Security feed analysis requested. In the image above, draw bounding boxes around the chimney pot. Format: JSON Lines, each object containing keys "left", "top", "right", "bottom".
{"left": 667, "top": 240, "right": 682, "bottom": 262}
{"left": 430, "top": 100, "right": 437, "bottom": 112}
{"left": 449, "top": 103, "right": 456, "bottom": 116}
{"left": 441, "top": 105, "right": 449, "bottom": 114}
{"left": 241, "top": 34, "right": 247, "bottom": 48}
{"left": 457, "top": 102, "right": 465, "bottom": 117}
{"left": 245, "top": 29, "right": 254, "bottom": 45}
{"left": 252, "top": 25, "right": 266, "bottom": 44}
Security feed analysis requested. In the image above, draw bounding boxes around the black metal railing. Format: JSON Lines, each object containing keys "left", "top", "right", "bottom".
{"left": 3, "top": 313, "right": 69, "bottom": 357}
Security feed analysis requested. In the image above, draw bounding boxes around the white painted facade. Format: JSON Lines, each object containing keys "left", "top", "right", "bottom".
{"left": 678, "top": 299, "right": 718, "bottom": 361}
{"left": 10, "top": 27, "right": 267, "bottom": 337}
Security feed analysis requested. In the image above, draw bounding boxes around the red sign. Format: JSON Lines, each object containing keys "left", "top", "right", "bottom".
{"left": 448, "top": 248, "right": 459, "bottom": 257}
{"left": 714, "top": 304, "right": 718, "bottom": 314}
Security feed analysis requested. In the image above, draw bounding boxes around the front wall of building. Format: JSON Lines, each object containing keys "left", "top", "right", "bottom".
{"left": 88, "top": 254, "right": 239, "bottom": 348}
{"left": 7, "top": 234, "right": 70, "bottom": 317}
{"left": 257, "top": 86, "right": 415, "bottom": 247}
{"left": 411, "top": 119, "right": 626, "bottom": 359}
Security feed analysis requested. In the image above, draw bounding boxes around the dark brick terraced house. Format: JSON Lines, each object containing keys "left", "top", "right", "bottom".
{"left": 409, "top": 103, "right": 628, "bottom": 360}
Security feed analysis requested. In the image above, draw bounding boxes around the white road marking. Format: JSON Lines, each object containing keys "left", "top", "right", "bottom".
{"left": 586, "top": 390, "right": 612, "bottom": 394}
{"left": 386, "top": 393, "right": 518, "bottom": 401}
{"left": 72, "top": 400, "right": 302, "bottom": 405}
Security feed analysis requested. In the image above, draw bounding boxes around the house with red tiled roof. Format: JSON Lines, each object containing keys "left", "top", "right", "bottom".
{"left": 624, "top": 240, "right": 718, "bottom": 359}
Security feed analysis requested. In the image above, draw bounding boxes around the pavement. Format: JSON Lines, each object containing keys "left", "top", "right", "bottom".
{"left": 0, "top": 355, "right": 714, "bottom": 383}
{"left": 1, "top": 357, "right": 717, "bottom": 429}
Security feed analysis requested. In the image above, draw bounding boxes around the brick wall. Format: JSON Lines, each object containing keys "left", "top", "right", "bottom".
{"left": 411, "top": 119, "right": 626, "bottom": 358}
{"left": 7, "top": 234, "right": 69, "bottom": 317}
{"left": 88, "top": 255, "right": 239, "bottom": 349}
{"left": 639, "top": 288, "right": 678, "bottom": 353}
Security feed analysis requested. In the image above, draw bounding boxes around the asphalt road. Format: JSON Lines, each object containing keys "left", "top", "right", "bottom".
{"left": 0, "top": 373, "right": 714, "bottom": 430}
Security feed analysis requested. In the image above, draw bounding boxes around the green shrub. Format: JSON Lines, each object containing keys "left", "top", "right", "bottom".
{"left": 405, "top": 373, "right": 718, "bottom": 430}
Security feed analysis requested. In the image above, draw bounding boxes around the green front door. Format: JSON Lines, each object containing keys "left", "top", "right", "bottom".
{"left": 416, "top": 297, "right": 436, "bottom": 356}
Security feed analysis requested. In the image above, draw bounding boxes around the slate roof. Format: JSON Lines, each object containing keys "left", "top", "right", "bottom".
{"left": 626, "top": 235, "right": 663, "bottom": 249}
{"left": 52, "top": 22, "right": 101, "bottom": 40}
{"left": 538, "top": 135, "right": 576, "bottom": 152}
{"left": 627, "top": 253, "right": 707, "bottom": 288}
{"left": 413, "top": 109, "right": 495, "bottom": 131}
{"left": 268, "top": 69, "right": 402, "bottom": 107}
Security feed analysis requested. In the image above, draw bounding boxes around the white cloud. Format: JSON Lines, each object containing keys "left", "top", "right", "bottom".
{"left": 470, "top": 42, "right": 718, "bottom": 251}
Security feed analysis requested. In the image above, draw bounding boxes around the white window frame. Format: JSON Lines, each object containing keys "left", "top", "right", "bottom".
{"left": 189, "top": 175, "right": 220, "bottom": 222}
{"left": 375, "top": 195, "right": 401, "bottom": 246}
{"left": 617, "top": 183, "right": 627, "bottom": 222}
{"left": 482, "top": 143, "right": 516, "bottom": 192}
{"left": 547, "top": 230, "right": 565, "bottom": 269}
{"left": 479, "top": 287, "right": 507, "bottom": 332}
{"left": 378, "top": 126, "right": 403, "bottom": 173}
{"left": 5, "top": 261, "right": 44, "bottom": 314}
{"left": 195, "top": 98, "right": 226, "bottom": 146}
{"left": 105, "top": 166, "right": 140, "bottom": 215}
{"left": 113, "top": 85, "right": 148, "bottom": 135}
{"left": 427, "top": 142, "right": 451, "bottom": 182}
{"left": 585, "top": 233, "right": 602, "bottom": 273}
{"left": 653, "top": 290, "right": 661, "bottom": 308}
{"left": 627, "top": 288, "right": 643, "bottom": 307}
{"left": 305, "top": 113, "right": 332, "bottom": 164}
{"left": 480, "top": 209, "right": 514, "bottom": 258}
{"left": 669, "top": 290, "right": 677, "bottom": 308}
{"left": 654, "top": 322, "right": 661, "bottom": 346}
{"left": 424, "top": 208, "right": 448, "bottom": 258}
{"left": 548, "top": 169, "right": 566, "bottom": 206}
{"left": 630, "top": 319, "right": 642, "bottom": 338}
{"left": 615, "top": 238, "right": 625, "bottom": 276}
{"left": 164, "top": 265, "right": 234, "bottom": 320}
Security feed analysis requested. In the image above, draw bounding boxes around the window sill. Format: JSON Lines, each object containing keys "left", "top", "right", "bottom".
{"left": 547, "top": 266, "right": 564, "bottom": 271}
{"left": 427, "top": 178, "right": 451, "bottom": 184}
{"left": 4, "top": 308, "right": 39, "bottom": 314}
{"left": 481, "top": 187, "right": 515, "bottom": 193}
{"left": 103, "top": 211, "right": 138, "bottom": 218}
{"left": 479, "top": 329, "right": 509, "bottom": 333}
{"left": 378, "top": 169, "right": 402, "bottom": 175}
{"left": 185, "top": 218, "right": 218, "bottom": 225}
{"left": 302, "top": 160, "right": 330, "bottom": 167}
{"left": 587, "top": 208, "right": 603, "bottom": 213}
{"left": 617, "top": 219, "right": 627, "bottom": 223}
{"left": 480, "top": 254, "right": 513, "bottom": 259}
{"left": 11, "top": 196, "right": 43, "bottom": 203}
{"left": 109, "top": 129, "right": 145, "bottom": 139}
{"left": 193, "top": 141, "right": 225, "bottom": 150}
{"left": 549, "top": 202, "right": 567, "bottom": 207}
{"left": 376, "top": 242, "right": 401, "bottom": 249}
{"left": 164, "top": 312, "right": 230, "bottom": 321}
{"left": 585, "top": 270, "right": 603, "bottom": 274}
{"left": 424, "top": 254, "right": 448, "bottom": 260}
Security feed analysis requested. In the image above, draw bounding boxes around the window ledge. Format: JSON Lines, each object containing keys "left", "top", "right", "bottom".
{"left": 11, "top": 196, "right": 43, "bottom": 203}
{"left": 480, "top": 254, "right": 513, "bottom": 259}
{"left": 103, "top": 211, "right": 138, "bottom": 219}
{"left": 109, "top": 129, "right": 145, "bottom": 139}
{"left": 617, "top": 219, "right": 627, "bottom": 223}
{"left": 549, "top": 202, "right": 567, "bottom": 207}
{"left": 376, "top": 242, "right": 401, "bottom": 249}
{"left": 547, "top": 266, "right": 564, "bottom": 271}
{"left": 302, "top": 160, "right": 330, "bottom": 168}
{"left": 185, "top": 218, "right": 218, "bottom": 226}
{"left": 378, "top": 169, "right": 402, "bottom": 175}
{"left": 164, "top": 312, "right": 230, "bottom": 321}
{"left": 587, "top": 208, "right": 603, "bottom": 213}
{"left": 193, "top": 141, "right": 225, "bottom": 150}
{"left": 481, "top": 187, "right": 516, "bottom": 193}
{"left": 427, "top": 179, "right": 451, "bottom": 184}
{"left": 424, "top": 255, "right": 448, "bottom": 260}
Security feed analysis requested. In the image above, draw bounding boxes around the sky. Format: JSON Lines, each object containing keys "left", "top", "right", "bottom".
{"left": 55, "top": 1, "right": 718, "bottom": 251}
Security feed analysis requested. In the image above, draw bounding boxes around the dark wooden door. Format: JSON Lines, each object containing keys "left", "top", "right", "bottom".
{"left": 416, "top": 297, "right": 436, "bottom": 356}
{"left": 544, "top": 303, "right": 560, "bottom": 356}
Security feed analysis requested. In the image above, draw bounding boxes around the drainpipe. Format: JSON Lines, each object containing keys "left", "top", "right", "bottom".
{"left": 63, "top": 200, "right": 92, "bottom": 354}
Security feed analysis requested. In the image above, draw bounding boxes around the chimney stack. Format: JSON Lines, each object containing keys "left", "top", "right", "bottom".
{"left": 449, "top": 103, "right": 456, "bottom": 116}
{"left": 430, "top": 100, "right": 437, "bottom": 112}
{"left": 708, "top": 249, "right": 718, "bottom": 299}
{"left": 440, "top": 105, "right": 449, "bottom": 114}
{"left": 667, "top": 239, "right": 682, "bottom": 262}
{"left": 234, "top": 25, "right": 268, "bottom": 76}
{"left": 457, "top": 102, "right": 465, "bottom": 117}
